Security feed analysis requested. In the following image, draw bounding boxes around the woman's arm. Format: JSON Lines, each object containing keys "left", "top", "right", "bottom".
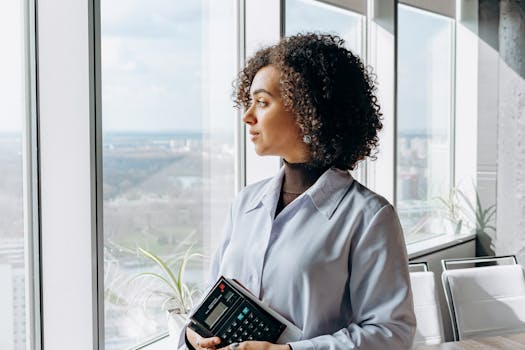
{"left": 287, "top": 205, "right": 416, "bottom": 350}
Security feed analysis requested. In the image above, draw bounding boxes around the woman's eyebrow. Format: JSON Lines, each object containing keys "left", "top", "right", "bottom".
{"left": 251, "top": 88, "right": 274, "bottom": 97}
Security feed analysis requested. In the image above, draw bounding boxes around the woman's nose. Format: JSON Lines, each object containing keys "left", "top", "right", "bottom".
{"left": 242, "top": 105, "right": 256, "bottom": 125}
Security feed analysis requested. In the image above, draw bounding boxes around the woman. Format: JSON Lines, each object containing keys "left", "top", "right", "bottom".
{"left": 185, "top": 33, "right": 416, "bottom": 350}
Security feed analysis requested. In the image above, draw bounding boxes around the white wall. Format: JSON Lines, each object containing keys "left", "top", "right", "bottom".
{"left": 493, "top": 1, "right": 525, "bottom": 265}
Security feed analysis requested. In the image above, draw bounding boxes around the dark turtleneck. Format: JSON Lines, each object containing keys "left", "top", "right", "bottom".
{"left": 275, "top": 160, "right": 328, "bottom": 217}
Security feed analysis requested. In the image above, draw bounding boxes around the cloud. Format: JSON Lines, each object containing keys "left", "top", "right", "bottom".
{"left": 101, "top": 0, "right": 203, "bottom": 38}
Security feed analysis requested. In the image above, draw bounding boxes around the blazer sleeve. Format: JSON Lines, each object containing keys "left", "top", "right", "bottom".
{"left": 288, "top": 205, "right": 416, "bottom": 350}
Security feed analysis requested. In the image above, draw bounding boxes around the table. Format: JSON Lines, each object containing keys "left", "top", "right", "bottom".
{"left": 415, "top": 333, "right": 525, "bottom": 350}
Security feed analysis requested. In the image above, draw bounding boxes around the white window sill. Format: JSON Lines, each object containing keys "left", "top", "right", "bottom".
{"left": 407, "top": 232, "right": 476, "bottom": 259}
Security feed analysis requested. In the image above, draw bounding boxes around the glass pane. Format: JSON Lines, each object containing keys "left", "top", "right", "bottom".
{"left": 0, "top": 1, "right": 29, "bottom": 350}
{"left": 285, "top": 0, "right": 363, "bottom": 56}
{"left": 101, "top": 1, "right": 237, "bottom": 348}
{"left": 397, "top": 5, "right": 454, "bottom": 243}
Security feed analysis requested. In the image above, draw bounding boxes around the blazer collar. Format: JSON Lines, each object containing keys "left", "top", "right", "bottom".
{"left": 245, "top": 167, "right": 354, "bottom": 219}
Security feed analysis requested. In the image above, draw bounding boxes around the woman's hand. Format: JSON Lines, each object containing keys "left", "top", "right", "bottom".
{"left": 218, "top": 341, "right": 290, "bottom": 350}
{"left": 186, "top": 327, "right": 221, "bottom": 350}
{"left": 186, "top": 328, "right": 290, "bottom": 350}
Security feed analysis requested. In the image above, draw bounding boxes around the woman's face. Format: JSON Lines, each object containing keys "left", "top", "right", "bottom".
{"left": 242, "top": 65, "right": 309, "bottom": 163}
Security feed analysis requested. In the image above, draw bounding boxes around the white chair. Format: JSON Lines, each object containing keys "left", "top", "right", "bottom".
{"left": 409, "top": 262, "right": 444, "bottom": 346}
{"left": 441, "top": 255, "right": 525, "bottom": 340}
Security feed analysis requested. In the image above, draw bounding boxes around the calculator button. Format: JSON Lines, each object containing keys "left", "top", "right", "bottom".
{"left": 243, "top": 319, "right": 249, "bottom": 326}
{"left": 247, "top": 323, "right": 254, "bottom": 330}
{"left": 248, "top": 313, "right": 254, "bottom": 320}
{"left": 237, "top": 313, "right": 245, "bottom": 321}
{"left": 238, "top": 326, "right": 244, "bottom": 333}
{"left": 232, "top": 321, "right": 238, "bottom": 327}
{"left": 242, "top": 307, "right": 250, "bottom": 314}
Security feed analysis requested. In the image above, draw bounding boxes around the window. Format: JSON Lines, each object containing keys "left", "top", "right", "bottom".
{"left": 397, "top": 5, "right": 454, "bottom": 244}
{"left": 285, "top": 0, "right": 364, "bottom": 59}
{"left": 101, "top": 1, "right": 237, "bottom": 348}
{"left": 0, "top": 1, "right": 36, "bottom": 349}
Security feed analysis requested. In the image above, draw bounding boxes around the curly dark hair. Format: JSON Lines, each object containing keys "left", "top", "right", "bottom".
{"left": 234, "top": 33, "right": 382, "bottom": 170}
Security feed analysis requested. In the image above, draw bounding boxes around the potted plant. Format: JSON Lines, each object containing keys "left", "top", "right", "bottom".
{"left": 436, "top": 185, "right": 496, "bottom": 239}
{"left": 436, "top": 186, "right": 469, "bottom": 235}
{"left": 130, "top": 245, "right": 204, "bottom": 341}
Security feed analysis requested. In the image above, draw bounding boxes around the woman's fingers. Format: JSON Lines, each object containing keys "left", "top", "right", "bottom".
{"left": 198, "top": 336, "right": 221, "bottom": 348}
{"left": 186, "top": 327, "right": 221, "bottom": 349}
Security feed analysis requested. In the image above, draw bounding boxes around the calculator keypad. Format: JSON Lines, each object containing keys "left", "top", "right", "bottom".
{"left": 220, "top": 305, "right": 278, "bottom": 344}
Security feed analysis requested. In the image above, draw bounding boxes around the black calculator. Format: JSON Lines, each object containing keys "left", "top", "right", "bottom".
{"left": 188, "top": 276, "right": 301, "bottom": 346}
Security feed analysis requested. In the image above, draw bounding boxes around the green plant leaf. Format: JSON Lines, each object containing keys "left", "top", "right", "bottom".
{"left": 130, "top": 272, "right": 179, "bottom": 296}
{"left": 138, "top": 247, "right": 180, "bottom": 293}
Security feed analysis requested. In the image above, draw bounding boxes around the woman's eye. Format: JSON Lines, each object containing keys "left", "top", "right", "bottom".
{"left": 256, "top": 100, "right": 267, "bottom": 107}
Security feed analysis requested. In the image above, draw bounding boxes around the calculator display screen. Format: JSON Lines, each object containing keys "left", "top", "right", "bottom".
{"left": 204, "top": 301, "right": 228, "bottom": 327}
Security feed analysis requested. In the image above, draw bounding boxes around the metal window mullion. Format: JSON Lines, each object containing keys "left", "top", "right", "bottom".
{"left": 392, "top": 1, "right": 398, "bottom": 207}
{"left": 22, "top": 0, "right": 42, "bottom": 348}
{"left": 236, "top": 0, "right": 247, "bottom": 191}
{"left": 450, "top": 16, "right": 457, "bottom": 188}
{"left": 91, "top": 0, "right": 104, "bottom": 348}
{"left": 357, "top": 1, "right": 369, "bottom": 186}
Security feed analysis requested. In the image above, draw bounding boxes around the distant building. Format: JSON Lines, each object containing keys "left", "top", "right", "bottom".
{"left": 0, "top": 238, "right": 26, "bottom": 350}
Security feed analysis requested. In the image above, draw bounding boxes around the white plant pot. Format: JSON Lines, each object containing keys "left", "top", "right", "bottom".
{"left": 167, "top": 311, "right": 188, "bottom": 344}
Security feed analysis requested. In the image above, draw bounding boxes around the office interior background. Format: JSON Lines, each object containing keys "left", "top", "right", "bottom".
{"left": 0, "top": 0, "right": 524, "bottom": 349}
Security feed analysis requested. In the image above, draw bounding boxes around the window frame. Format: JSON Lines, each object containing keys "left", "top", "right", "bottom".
{"left": 395, "top": 3, "right": 457, "bottom": 243}
{"left": 25, "top": 0, "right": 42, "bottom": 348}
{"left": 97, "top": 0, "right": 244, "bottom": 347}
{"left": 1, "top": 0, "right": 43, "bottom": 348}
{"left": 38, "top": 0, "right": 100, "bottom": 348}
{"left": 398, "top": 0, "right": 480, "bottom": 252}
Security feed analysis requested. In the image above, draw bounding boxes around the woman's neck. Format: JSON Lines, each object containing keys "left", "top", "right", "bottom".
{"left": 274, "top": 160, "right": 328, "bottom": 218}
{"left": 281, "top": 159, "right": 326, "bottom": 195}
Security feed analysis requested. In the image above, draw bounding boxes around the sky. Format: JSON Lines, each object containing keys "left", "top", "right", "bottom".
{"left": 286, "top": 0, "right": 363, "bottom": 55}
{"left": 101, "top": 0, "right": 365, "bottom": 133}
{"left": 101, "top": 0, "right": 237, "bottom": 133}
{"left": 398, "top": 5, "right": 453, "bottom": 135}
{"left": 101, "top": 0, "right": 453, "bottom": 135}
{"left": 0, "top": 0, "right": 25, "bottom": 133}
{"left": 1, "top": 0, "right": 454, "bottom": 137}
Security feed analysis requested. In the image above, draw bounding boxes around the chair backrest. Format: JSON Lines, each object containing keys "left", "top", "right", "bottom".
{"left": 409, "top": 263, "right": 444, "bottom": 346}
{"left": 441, "top": 255, "right": 525, "bottom": 340}
{"left": 409, "top": 262, "right": 429, "bottom": 273}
